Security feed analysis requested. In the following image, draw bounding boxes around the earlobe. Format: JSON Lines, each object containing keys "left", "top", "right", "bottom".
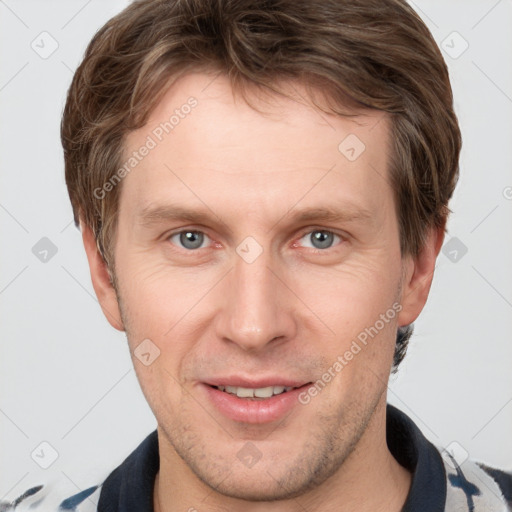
{"left": 397, "top": 224, "right": 445, "bottom": 327}
{"left": 80, "top": 220, "right": 125, "bottom": 332}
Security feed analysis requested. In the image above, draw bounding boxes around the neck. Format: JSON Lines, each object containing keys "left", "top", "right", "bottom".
{"left": 154, "top": 400, "right": 411, "bottom": 512}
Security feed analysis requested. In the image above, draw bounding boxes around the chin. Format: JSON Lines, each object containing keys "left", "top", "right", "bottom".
{"left": 203, "top": 473, "right": 309, "bottom": 502}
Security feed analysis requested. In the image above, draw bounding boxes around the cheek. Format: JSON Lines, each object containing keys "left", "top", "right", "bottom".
{"left": 115, "top": 251, "right": 204, "bottom": 323}
{"left": 114, "top": 255, "right": 224, "bottom": 388}
{"left": 287, "top": 259, "right": 401, "bottom": 394}
{"left": 289, "top": 256, "right": 401, "bottom": 331}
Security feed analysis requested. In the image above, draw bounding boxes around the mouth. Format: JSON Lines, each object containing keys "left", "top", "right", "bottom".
{"left": 209, "top": 384, "right": 299, "bottom": 400}
{"left": 201, "top": 381, "right": 313, "bottom": 424}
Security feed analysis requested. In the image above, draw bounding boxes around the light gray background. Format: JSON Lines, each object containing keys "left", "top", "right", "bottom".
{"left": 1, "top": 0, "right": 511, "bottom": 503}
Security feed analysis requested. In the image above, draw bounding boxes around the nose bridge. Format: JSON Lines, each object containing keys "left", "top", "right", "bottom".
{"left": 216, "top": 242, "right": 295, "bottom": 351}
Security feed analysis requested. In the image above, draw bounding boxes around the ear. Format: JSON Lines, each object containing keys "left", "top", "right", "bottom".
{"left": 81, "top": 220, "right": 125, "bottom": 331}
{"left": 397, "top": 222, "right": 445, "bottom": 327}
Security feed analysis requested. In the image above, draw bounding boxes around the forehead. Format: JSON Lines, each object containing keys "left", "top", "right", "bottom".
{"left": 120, "top": 72, "right": 392, "bottom": 223}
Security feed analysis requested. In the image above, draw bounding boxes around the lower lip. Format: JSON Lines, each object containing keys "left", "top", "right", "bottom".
{"left": 201, "top": 384, "right": 311, "bottom": 424}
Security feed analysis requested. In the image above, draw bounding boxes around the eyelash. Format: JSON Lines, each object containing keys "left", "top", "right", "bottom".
{"left": 165, "top": 227, "right": 344, "bottom": 253}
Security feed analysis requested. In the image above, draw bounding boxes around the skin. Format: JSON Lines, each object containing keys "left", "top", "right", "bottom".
{"left": 82, "top": 72, "right": 444, "bottom": 511}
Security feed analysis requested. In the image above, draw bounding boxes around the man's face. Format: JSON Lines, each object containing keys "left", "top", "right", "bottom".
{"left": 108, "top": 73, "right": 410, "bottom": 500}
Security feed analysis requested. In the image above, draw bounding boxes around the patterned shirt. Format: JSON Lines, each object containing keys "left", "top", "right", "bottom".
{"left": 2, "top": 405, "right": 511, "bottom": 511}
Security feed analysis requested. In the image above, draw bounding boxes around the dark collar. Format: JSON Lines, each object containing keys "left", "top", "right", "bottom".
{"left": 387, "top": 404, "right": 447, "bottom": 511}
{"left": 97, "top": 428, "right": 159, "bottom": 512}
{"left": 98, "top": 404, "right": 447, "bottom": 511}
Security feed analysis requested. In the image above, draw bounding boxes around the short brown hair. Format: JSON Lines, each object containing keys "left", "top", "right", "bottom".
{"left": 61, "top": 0, "right": 461, "bottom": 369}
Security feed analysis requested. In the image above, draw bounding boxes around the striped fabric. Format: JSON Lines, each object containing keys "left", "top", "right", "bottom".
{"left": 0, "top": 482, "right": 101, "bottom": 511}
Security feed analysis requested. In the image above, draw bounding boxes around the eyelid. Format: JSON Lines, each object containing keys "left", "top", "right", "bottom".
{"left": 296, "top": 226, "right": 346, "bottom": 237}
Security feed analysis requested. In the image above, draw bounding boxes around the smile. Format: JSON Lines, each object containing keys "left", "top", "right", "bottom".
{"left": 214, "top": 385, "right": 295, "bottom": 399}
{"left": 202, "top": 381, "right": 313, "bottom": 423}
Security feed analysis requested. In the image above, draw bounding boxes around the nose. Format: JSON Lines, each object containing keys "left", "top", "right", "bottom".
{"left": 214, "top": 246, "right": 297, "bottom": 352}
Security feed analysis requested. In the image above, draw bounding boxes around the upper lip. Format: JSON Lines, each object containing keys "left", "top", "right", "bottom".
{"left": 203, "top": 377, "right": 311, "bottom": 388}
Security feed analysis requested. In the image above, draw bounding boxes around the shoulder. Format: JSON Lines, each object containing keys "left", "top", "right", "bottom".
{"left": 0, "top": 480, "right": 103, "bottom": 512}
{"left": 438, "top": 447, "right": 512, "bottom": 511}
{"left": 2, "top": 430, "right": 160, "bottom": 512}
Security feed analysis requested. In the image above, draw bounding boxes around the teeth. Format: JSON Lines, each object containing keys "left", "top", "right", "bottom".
{"left": 236, "top": 387, "right": 255, "bottom": 398}
{"left": 254, "top": 386, "right": 274, "bottom": 398}
{"left": 218, "top": 385, "right": 294, "bottom": 398}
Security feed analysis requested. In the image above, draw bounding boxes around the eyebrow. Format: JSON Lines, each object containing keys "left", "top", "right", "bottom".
{"left": 136, "top": 204, "right": 373, "bottom": 230}
{"left": 285, "top": 206, "right": 372, "bottom": 225}
{"left": 137, "top": 205, "right": 226, "bottom": 228}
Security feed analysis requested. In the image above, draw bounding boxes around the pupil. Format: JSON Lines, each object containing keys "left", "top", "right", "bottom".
{"left": 180, "top": 231, "right": 203, "bottom": 249}
{"left": 311, "top": 231, "right": 333, "bottom": 249}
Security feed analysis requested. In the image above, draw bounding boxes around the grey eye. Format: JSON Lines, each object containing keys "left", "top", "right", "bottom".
{"left": 300, "top": 230, "right": 339, "bottom": 250}
{"left": 170, "top": 231, "right": 207, "bottom": 250}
